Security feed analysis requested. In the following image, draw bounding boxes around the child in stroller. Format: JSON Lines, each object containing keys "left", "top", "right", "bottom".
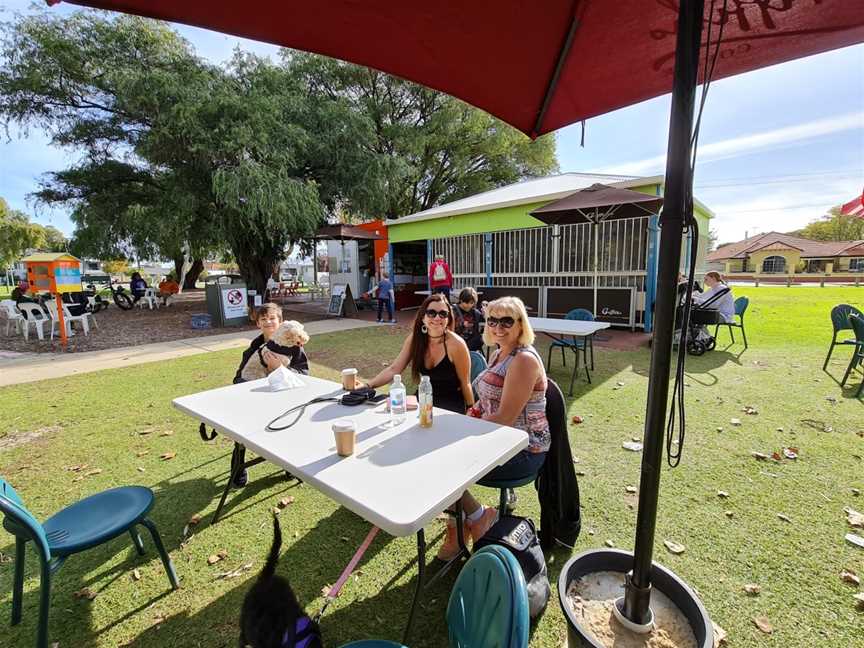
{"left": 675, "top": 272, "right": 732, "bottom": 356}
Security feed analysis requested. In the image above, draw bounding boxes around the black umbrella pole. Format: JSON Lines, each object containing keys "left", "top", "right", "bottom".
{"left": 623, "top": 0, "right": 704, "bottom": 626}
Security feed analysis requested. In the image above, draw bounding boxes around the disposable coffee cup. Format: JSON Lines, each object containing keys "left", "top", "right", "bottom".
{"left": 333, "top": 419, "right": 356, "bottom": 457}
{"left": 341, "top": 368, "right": 358, "bottom": 391}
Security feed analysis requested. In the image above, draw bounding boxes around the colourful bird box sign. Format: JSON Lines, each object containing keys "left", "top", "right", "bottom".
{"left": 22, "top": 253, "right": 82, "bottom": 294}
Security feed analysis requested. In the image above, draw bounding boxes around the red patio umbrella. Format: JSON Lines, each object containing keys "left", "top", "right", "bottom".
{"left": 840, "top": 188, "right": 864, "bottom": 218}
{"left": 47, "top": 0, "right": 864, "bottom": 637}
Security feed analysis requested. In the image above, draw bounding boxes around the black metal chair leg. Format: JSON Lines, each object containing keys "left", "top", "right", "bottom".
{"left": 841, "top": 355, "right": 856, "bottom": 386}
{"left": 823, "top": 338, "right": 835, "bottom": 370}
{"left": 212, "top": 444, "right": 245, "bottom": 525}
{"left": 11, "top": 538, "right": 25, "bottom": 625}
{"left": 561, "top": 345, "right": 566, "bottom": 367}
{"left": 130, "top": 527, "right": 146, "bottom": 555}
{"left": 589, "top": 336, "right": 595, "bottom": 370}
{"left": 140, "top": 518, "right": 180, "bottom": 589}
{"left": 403, "top": 530, "right": 427, "bottom": 645}
{"left": 741, "top": 324, "right": 748, "bottom": 349}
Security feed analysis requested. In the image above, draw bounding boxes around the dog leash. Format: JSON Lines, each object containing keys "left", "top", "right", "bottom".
{"left": 314, "top": 525, "right": 380, "bottom": 622}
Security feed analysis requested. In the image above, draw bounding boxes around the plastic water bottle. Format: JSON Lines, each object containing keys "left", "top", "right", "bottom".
{"left": 418, "top": 375, "right": 433, "bottom": 428}
{"left": 390, "top": 374, "right": 406, "bottom": 426}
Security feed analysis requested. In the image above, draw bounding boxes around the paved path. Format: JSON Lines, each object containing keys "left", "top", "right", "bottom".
{"left": 0, "top": 318, "right": 379, "bottom": 387}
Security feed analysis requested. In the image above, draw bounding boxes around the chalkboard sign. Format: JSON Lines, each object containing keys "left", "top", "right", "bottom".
{"left": 545, "top": 287, "right": 635, "bottom": 328}
{"left": 327, "top": 284, "right": 358, "bottom": 317}
{"left": 477, "top": 286, "right": 540, "bottom": 313}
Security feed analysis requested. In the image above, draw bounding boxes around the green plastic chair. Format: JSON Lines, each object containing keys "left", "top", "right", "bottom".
{"left": 713, "top": 296, "right": 749, "bottom": 349}
{"left": 1, "top": 479, "right": 179, "bottom": 648}
{"left": 841, "top": 313, "right": 864, "bottom": 398}
{"left": 823, "top": 304, "right": 863, "bottom": 370}
{"left": 446, "top": 545, "right": 529, "bottom": 648}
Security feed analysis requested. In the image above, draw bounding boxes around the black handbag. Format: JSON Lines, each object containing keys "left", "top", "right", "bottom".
{"left": 473, "top": 515, "right": 551, "bottom": 618}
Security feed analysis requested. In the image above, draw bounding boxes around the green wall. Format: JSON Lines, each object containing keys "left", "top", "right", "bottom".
{"left": 387, "top": 183, "right": 676, "bottom": 243}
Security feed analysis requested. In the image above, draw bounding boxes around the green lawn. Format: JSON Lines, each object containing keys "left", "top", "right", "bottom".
{"left": 1, "top": 287, "right": 863, "bottom": 648}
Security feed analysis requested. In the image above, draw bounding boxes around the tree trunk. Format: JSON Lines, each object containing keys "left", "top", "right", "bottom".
{"left": 237, "top": 253, "right": 276, "bottom": 297}
{"left": 183, "top": 259, "right": 204, "bottom": 289}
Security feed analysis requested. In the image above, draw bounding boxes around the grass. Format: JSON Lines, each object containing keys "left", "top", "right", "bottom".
{"left": 0, "top": 287, "right": 863, "bottom": 647}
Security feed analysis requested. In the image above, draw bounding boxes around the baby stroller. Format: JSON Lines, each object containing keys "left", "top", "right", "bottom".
{"left": 676, "top": 286, "right": 730, "bottom": 356}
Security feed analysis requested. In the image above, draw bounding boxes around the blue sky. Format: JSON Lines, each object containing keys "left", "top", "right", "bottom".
{"left": 1, "top": 1, "right": 862, "bottom": 244}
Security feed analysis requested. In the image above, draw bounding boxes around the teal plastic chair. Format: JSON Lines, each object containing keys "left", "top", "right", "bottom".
{"left": 546, "top": 308, "right": 594, "bottom": 394}
{"left": 841, "top": 313, "right": 864, "bottom": 398}
{"left": 823, "top": 303, "right": 862, "bottom": 370}
{"left": 714, "top": 296, "right": 749, "bottom": 349}
{"left": 469, "top": 350, "right": 488, "bottom": 383}
{"left": 446, "top": 545, "right": 529, "bottom": 648}
{"left": 1, "top": 479, "right": 179, "bottom": 648}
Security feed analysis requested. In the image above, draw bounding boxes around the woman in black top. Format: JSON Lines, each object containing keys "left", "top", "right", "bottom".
{"left": 361, "top": 294, "right": 473, "bottom": 413}
{"left": 231, "top": 303, "right": 308, "bottom": 486}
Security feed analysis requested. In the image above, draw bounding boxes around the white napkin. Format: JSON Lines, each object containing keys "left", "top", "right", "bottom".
{"left": 268, "top": 366, "right": 305, "bottom": 391}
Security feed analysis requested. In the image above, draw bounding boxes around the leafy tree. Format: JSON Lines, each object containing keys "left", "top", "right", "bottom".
{"left": 102, "top": 259, "right": 130, "bottom": 275}
{"left": 41, "top": 225, "right": 66, "bottom": 252}
{"left": 794, "top": 206, "right": 864, "bottom": 242}
{"left": 289, "top": 53, "right": 558, "bottom": 219}
{"left": 0, "top": 199, "right": 45, "bottom": 270}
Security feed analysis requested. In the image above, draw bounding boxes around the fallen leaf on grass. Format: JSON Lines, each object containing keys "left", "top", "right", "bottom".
{"left": 84, "top": 468, "right": 103, "bottom": 477}
{"left": 840, "top": 569, "right": 860, "bottom": 586}
{"left": 604, "top": 539, "right": 615, "bottom": 548}
{"left": 131, "top": 569, "right": 141, "bottom": 581}
{"left": 743, "top": 583, "right": 761, "bottom": 595}
{"left": 622, "top": 441, "right": 643, "bottom": 452}
{"left": 712, "top": 621, "right": 728, "bottom": 647}
{"left": 855, "top": 592, "right": 864, "bottom": 610}
{"left": 138, "top": 428, "right": 155, "bottom": 436}
{"left": 771, "top": 451, "right": 783, "bottom": 462}
{"left": 730, "top": 418, "right": 742, "bottom": 426}
{"left": 663, "top": 540, "right": 685, "bottom": 555}
{"left": 135, "top": 450, "right": 149, "bottom": 457}
{"left": 207, "top": 550, "right": 229, "bottom": 565}
{"left": 160, "top": 452, "right": 176, "bottom": 461}
{"left": 73, "top": 587, "right": 97, "bottom": 600}
{"left": 742, "top": 406, "right": 758, "bottom": 415}
{"left": 137, "top": 467, "right": 145, "bottom": 472}
{"left": 845, "top": 507, "right": 864, "bottom": 528}
{"left": 571, "top": 415, "right": 583, "bottom": 424}
{"left": 852, "top": 488, "right": 861, "bottom": 496}
{"left": 751, "top": 451, "right": 769, "bottom": 461}
{"left": 575, "top": 470, "right": 586, "bottom": 476}
{"left": 616, "top": 381, "right": 625, "bottom": 387}
{"left": 717, "top": 490, "right": 729, "bottom": 498}
{"left": 782, "top": 447, "right": 798, "bottom": 460}
{"left": 625, "top": 486, "right": 637, "bottom": 494}
{"left": 716, "top": 427, "right": 724, "bottom": 432}
{"left": 188, "top": 514, "right": 202, "bottom": 526}
{"left": 724, "top": 510, "right": 734, "bottom": 518}
{"left": 51, "top": 643, "right": 59, "bottom": 648}
{"left": 277, "top": 497, "right": 295, "bottom": 509}
{"left": 777, "top": 513, "right": 792, "bottom": 523}
{"left": 159, "top": 430, "right": 174, "bottom": 437}
{"left": 66, "top": 464, "right": 87, "bottom": 472}
{"left": 752, "top": 616, "right": 773, "bottom": 634}
{"left": 216, "top": 562, "right": 254, "bottom": 580}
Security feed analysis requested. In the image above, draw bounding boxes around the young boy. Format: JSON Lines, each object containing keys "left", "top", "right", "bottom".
{"left": 376, "top": 271, "right": 396, "bottom": 324}
{"left": 454, "top": 287, "right": 484, "bottom": 351}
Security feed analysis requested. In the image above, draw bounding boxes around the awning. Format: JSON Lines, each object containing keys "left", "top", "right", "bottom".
{"left": 530, "top": 183, "right": 663, "bottom": 225}
{"left": 48, "top": 1, "right": 864, "bottom": 138}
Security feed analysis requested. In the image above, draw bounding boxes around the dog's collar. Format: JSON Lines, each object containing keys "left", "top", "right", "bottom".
{"left": 282, "top": 616, "right": 316, "bottom": 648}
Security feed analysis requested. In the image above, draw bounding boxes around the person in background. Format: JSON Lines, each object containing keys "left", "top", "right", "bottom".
{"left": 130, "top": 272, "right": 147, "bottom": 303}
{"left": 454, "top": 287, "right": 484, "bottom": 352}
{"left": 158, "top": 273, "right": 180, "bottom": 305}
{"left": 428, "top": 253, "right": 453, "bottom": 301}
{"left": 231, "top": 303, "right": 308, "bottom": 486}
{"left": 376, "top": 271, "right": 396, "bottom": 324}
{"left": 692, "top": 271, "right": 734, "bottom": 323}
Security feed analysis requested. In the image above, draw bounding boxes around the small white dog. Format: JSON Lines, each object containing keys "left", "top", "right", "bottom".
{"left": 239, "top": 320, "right": 310, "bottom": 382}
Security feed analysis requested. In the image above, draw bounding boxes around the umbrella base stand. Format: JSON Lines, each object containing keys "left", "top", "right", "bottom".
{"left": 613, "top": 571, "right": 654, "bottom": 634}
{"left": 557, "top": 549, "right": 712, "bottom": 648}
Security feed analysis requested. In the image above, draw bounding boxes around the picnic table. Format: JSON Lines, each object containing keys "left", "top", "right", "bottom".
{"left": 528, "top": 316, "right": 610, "bottom": 391}
{"left": 172, "top": 374, "right": 527, "bottom": 640}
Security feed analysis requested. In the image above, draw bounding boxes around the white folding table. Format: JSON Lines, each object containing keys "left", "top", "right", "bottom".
{"left": 528, "top": 317, "right": 611, "bottom": 393}
{"left": 173, "top": 375, "right": 527, "bottom": 640}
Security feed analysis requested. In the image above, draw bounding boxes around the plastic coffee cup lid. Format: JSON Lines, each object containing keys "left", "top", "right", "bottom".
{"left": 342, "top": 368, "right": 358, "bottom": 375}
{"left": 332, "top": 419, "right": 355, "bottom": 433}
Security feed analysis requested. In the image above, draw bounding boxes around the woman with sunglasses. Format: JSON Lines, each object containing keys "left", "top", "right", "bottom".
{"left": 469, "top": 296, "right": 549, "bottom": 493}
{"left": 362, "top": 294, "right": 473, "bottom": 414}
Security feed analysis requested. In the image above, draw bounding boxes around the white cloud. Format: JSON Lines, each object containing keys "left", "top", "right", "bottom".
{"left": 599, "top": 112, "right": 864, "bottom": 175}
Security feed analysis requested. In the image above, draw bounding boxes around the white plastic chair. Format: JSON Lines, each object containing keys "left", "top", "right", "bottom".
{"left": 46, "top": 300, "right": 90, "bottom": 339}
{"left": 15, "top": 302, "right": 49, "bottom": 341}
{"left": 1, "top": 300, "right": 26, "bottom": 337}
{"left": 85, "top": 296, "right": 100, "bottom": 329}
{"left": 137, "top": 287, "right": 159, "bottom": 310}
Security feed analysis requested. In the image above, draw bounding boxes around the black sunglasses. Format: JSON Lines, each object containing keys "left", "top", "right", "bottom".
{"left": 486, "top": 316, "right": 517, "bottom": 329}
{"left": 424, "top": 308, "right": 450, "bottom": 320}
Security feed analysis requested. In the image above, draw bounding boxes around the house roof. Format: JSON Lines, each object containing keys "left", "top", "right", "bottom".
{"left": 392, "top": 173, "right": 665, "bottom": 225}
{"left": 708, "top": 232, "right": 864, "bottom": 262}
{"left": 21, "top": 252, "right": 79, "bottom": 263}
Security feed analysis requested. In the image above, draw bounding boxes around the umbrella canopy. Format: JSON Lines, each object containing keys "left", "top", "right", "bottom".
{"left": 530, "top": 183, "right": 663, "bottom": 225}
{"left": 840, "top": 188, "right": 864, "bottom": 218}
{"left": 49, "top": 0, "right": 863, "bottom": 138}
{"left": 313, "top": 224, "right": 383, "bottom": 241}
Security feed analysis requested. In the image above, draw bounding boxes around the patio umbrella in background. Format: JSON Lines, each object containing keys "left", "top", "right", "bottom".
{"left": 49, "top": 0, "right": 864, "bottom": 636}
{"left": 531, "top": 183, "right": 664, "bottom": 315}
{"left": 840, "top": 188, "right": 864, "bottom": 218}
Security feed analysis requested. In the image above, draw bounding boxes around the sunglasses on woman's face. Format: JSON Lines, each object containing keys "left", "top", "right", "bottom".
{"left": 424, "top": 309, "right": 450, "bottom": 320}
{"left": 486, "top": 316, "right": 517, "bottom": 329}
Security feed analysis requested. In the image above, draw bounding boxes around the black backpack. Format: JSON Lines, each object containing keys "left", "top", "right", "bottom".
{"left": 473, "top": 515, "right": 550, "bottom": 618}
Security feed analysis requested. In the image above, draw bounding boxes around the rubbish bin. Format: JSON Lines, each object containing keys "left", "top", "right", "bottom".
{"left": 204, "top": 274, "right": 249, "bottom": 327}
